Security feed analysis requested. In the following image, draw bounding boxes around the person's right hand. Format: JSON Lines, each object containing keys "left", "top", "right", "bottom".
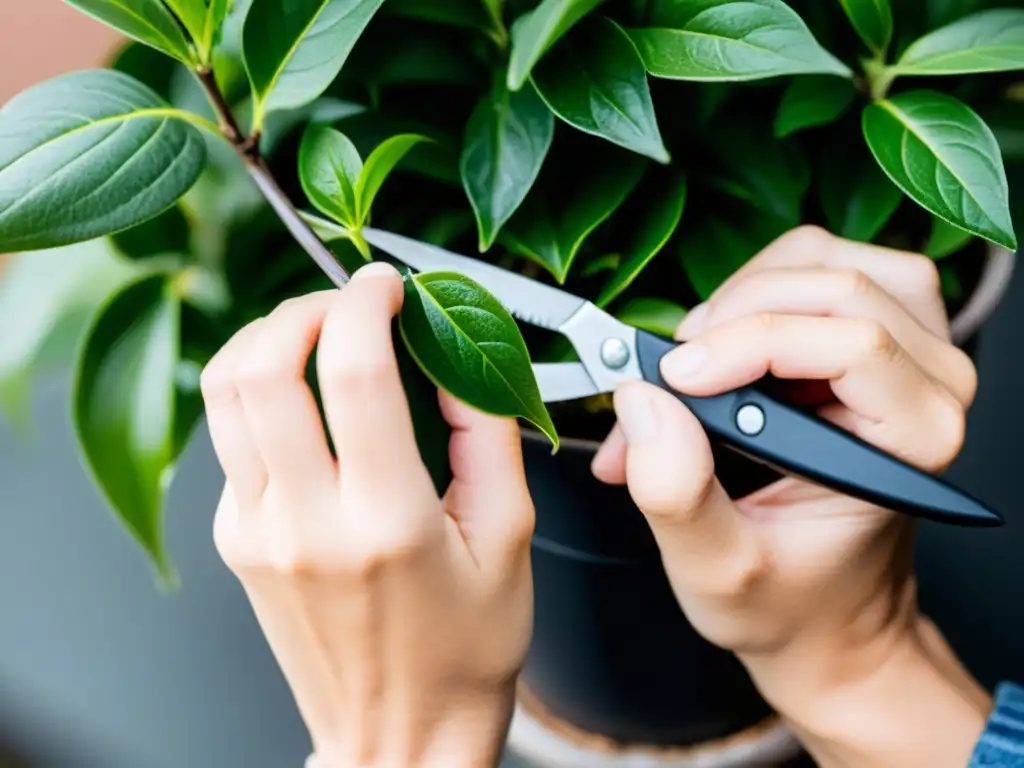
{"left": 593, "top": 227, "right": 992, "bottom": 767}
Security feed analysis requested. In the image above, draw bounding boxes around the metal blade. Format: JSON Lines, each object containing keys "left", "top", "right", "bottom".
{"left": 361, "top": 227, "right": 586, "bottom": 331}
{"left": 534, "top": 363, "right": 600, "bottom": 403}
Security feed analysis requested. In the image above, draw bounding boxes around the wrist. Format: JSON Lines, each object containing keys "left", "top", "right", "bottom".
{"left": 740, "top": 615, "right": 992, "bottom": 768}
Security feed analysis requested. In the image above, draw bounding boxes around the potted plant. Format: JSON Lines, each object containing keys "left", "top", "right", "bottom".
{"left": 0, "top": 0, "right": 1021, "bottom": 764}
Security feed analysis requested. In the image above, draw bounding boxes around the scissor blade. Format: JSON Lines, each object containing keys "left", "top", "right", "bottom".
{"left": 361, "top": 227, "right": 586, "bottom": 332}
{"left": 534, "top": 362, "right": 601, "bottom": 403}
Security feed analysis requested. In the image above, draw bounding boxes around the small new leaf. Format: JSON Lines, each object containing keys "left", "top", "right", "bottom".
{"left": 925, "top": 215, "right": 974, "bottom": 260}
{"left": 838, "top": 0, "right": 893, "bottom": 54}
{"left": 532, "top": 16, "right": 670, "bottom": 162}
{"left": 356, "top": 134, "right": 428, "bottom": 223}
{"left": 399, "top": 272, "right": 559, "bottom": 450}
{"left": 627, "top": 0, "right": 851, "bottom": 81}
{"left": 0, "top": 70, "right": 207, "bottom": 253}
{"left": 895, "top": 9, "right": 1024, "bottom": 76}
{"left": 774, "top": 76, "right": 857, "bottom": 138}
{"left": 299, "top": 124, "right": 363, "bottom": 228}
{"left": 862, "top": 91, "right": 1017, "bottom": 251}
{"left": 507, "top": 0, "right": 605, "bottom": 90}
{"left": 65, "top": 0, "right": 196, "bottom": 64}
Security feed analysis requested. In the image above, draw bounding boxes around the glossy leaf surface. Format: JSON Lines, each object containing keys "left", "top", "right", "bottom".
{"left": 895, "top": 9, "right": 1024, "bottom": 76}
{"left": 0, "top": 70, "right": 207, "bottom": 253}
{"left": 617, "top": 297, "right": 687, "bottom": 336}
{"left": 398, "top": 272, "right": 558, "bottom": 449}
{"left": 925, "top": 215, "right": 974, "bottom": 259}
{"left": 356, "top": 134, "right": 428, "bottom": 222}
{"left": 532, "top": 16, "right": 669, "bottom": 161}
{"left": 299, "top": 124, "right": 363, "bottom": 227}
{"left": 508, "top": 0, "right": 604, "bottom": 90}
{"left": 66, "top": 0, "right": 195, "bottom": 63}
{"left": 862, "top": 91, "right": 1017, "bottom": 251}
{"left": 838, "top": 0, "right": 893, "bottom": 53}
{"left": 774, "top": 76, "right": 856, "bottom": 137}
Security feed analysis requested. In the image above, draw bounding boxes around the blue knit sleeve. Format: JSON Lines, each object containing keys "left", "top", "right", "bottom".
{"left": 969, "top": 683, "right": 1024, "bottom": 766}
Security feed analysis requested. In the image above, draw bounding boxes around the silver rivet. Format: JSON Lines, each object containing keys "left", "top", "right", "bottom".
{"left": 736, "top": 404, "right": 765, "bottom": 436}
{"left": 600, "top": 338, "right": 630, "bottom": 370}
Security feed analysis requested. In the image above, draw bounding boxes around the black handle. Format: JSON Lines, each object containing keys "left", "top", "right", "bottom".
{"left": 635, "top": 331, "right": 1002, "bottom": 527}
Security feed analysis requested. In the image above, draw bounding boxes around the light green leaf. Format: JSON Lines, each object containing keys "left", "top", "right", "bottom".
{"left": 460, "top": 80, "right": 554, "bottom": 250}
{"left": 298, "top": 124, "right": 363, "bottom": 227}
{"left": 398, "top": 271, "right": 558, "bottom": 449}
{"left": 616, "top": 297, "right": 687, "bottom": 336}
{"left": 501, "top": 154, "right": 647, "bottom": 282}
{"left": 626, "top": 0, "right": 851, "bottom": 81}
{"left": 925, "top": 215, "right": 974, "bottom": 259}
{"left": 356, "top": 134, "right": 428, "bottom": 222}
{"left": 774, "top": 75, "right": 857, "bottom": 137}
{"left": 838, "top": 0, "right": 893, "bottom": 53}
{"left": 508, "top": 0, "right": 605, "bottom": 90}
{"left": 73, "top": 273, "right": 190, "bottom": 585}
{"left": 65, "top": 0, "right": 196, "bottom": 64}
{"left": 597, "top": 170, "right": 686, "bottom": 306}
{"left": 242, "top": 0, "right": 388, "bottom": 127}
{"left": 862, "top": 91, "right": 1017, "bottom": 251}
{"left": 819, "top": 150, "right": 902, "bottom": 242}
{"left": 895, "top": 9, "right": 1024, "bottom": 76}
{"left": 532, "top": 16, "right": 669, "bottom": 162}
{"left": 163, "top": 0, "right": 232, "bottom": 58}
{"left": 0, "top": 70, "right": 208, "bottom": 253}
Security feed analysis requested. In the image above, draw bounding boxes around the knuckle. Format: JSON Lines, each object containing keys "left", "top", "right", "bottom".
{"left": 931, "top": 392, "right": 967, "bottom": 470}
{"left": 318, "top": 355, "right": 391, "bottom": 397}
{"left": 779, "top": 224, "right": 835, "bottom": 256}
{"left": 905, "top": 252, "right": 942, "bottom": 296}
{"left": 835, "top": 267, "right": 876, "bottom": 299}
{"left": 235, "top": 353, "right": 287, "bottom": 394}
{"left": 750, "top": 310, "right": 782, "bottom": 337}
{"left": 704, "top": 550, "right": 768, "bottom": 602}
{"left": 347, "top": 522, "right": 434, "bottom": 578}
{"left": 850, "top": 318, "right": 896, "bottom": 363}
{"left": 945, "top": 346, "right": 979, "bottom": 407}
{"left": 200, "top": 359, "right": 236, "bottom": 406}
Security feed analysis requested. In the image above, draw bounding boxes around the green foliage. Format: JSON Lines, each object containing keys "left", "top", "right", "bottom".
{"left": 0, "top": 0, "right": 1021, "bottom": 582}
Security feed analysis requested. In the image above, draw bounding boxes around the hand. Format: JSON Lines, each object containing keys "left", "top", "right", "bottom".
{"left": 593, "top": 227, "right": 991, "bottom": 767}
{"left": 202, "top": 263, "right": 534, "bottom": 768}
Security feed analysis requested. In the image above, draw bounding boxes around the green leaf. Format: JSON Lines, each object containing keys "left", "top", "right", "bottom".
{"left": 298, "top": 125, "right": 363, "bottom": 228}
{"left": 110, "top": 41, "right": 181, "bottom": 99}
{"left": 507, "top": 0, "right": 604, "bottom": 90}
{"left": 532, "top": 16, "right": 669, "bottom": 162}
{"left": 501, "top": 154, "right": 647, "bottom": 282}
{"left": 894, "top": 9, "right": 1024, "bottom": 76}
{"left": 163, "top": 0, "right": 232, "bottom": 57}
{"left": 460, "top": 80, "right": 554, "bottom": 250}
{"left": 862, "top": 91, "right": 1017, "bottom": 251}
{"left": 819, "top": 150, "right": 902, "bottom": 242}
{"left": 626, "top": 0, "right": 851, "bottom": 81}
{"left": 925, "top": 0, "right": 983, "bottom": 30}
{"left": 679, "top": 211, "right": 782, "bottom": 299}
{"left": 774, "top": 75, "right": 856, "bottom": 137}
{"left": 65, "top": 0, "right": 196, "bottom": 64}
{"left": 73, "top": 273, "right": 190, "bottom": 585}
{"left": 0, "top": 70, "right": 207, "bottom": 253}
{"left": 925, "top": 215, "right": 974, "bottom": 259}
{"left": 112, "top": 205, "right": 193, "bottom": 259}
{"left": 597, "top": 170, "right": 686, "bottom": 306}
{"left": 838, "top": 0, "right": 893, "bottom": 53}
{"left": 398, "top": 271, "right": 558, "bottom": 449}
{"left": 939, "top": 263, "right": 964, "bottom": 302}
{"left": 356, "top": 134, "right": 428, "bottom": 223}
{"left": 616, "top": 297, "right": 687, "bottom": 336}
{"left": 242, "top": 0, "right": 388, "bottom": 127}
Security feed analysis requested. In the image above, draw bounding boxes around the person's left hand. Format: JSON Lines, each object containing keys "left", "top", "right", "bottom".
{"left": 201, "top": 263, "right": 535, "bottom": 768}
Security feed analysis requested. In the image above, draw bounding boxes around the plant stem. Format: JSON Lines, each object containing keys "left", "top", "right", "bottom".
{"left": 194, "top": 68, "right": 351, "bottom": 287}
{"left": 863, "top": 57, "right": 896, "bottom": 101}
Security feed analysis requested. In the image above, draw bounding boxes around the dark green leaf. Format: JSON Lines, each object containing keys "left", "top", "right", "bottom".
{"left": 939, "top": 263, "right": 964, "bottom": 301}
{"left": 501, "top": 154, "right": 647, "bottom": 282}
{"left": 242, "top": 0, "right": 388, "bottom": 125}
{"left": 398, "top": 271, "right": 558, "bottom": 449}
{"left": 925, "top": 0, "right": 983, "bottom": 30}
{"left": 895, "top": 9, "right": 1024, "bottom": 76}
{"left": 679, "top": 211, "right": 782, "bottom": 299}
{"left": 0, "top": 70, "right": 207, "bottom": 253}
{"left": 347, "top": 31, "right": 485, "bottom": 90}
{"left": 508, "top": 0, "right": 604, "bottom": 90}
{"left": 532, "top": 16, "right": 669, "bottom": 162}
{"left": 616, "top": 297, "right": 687, "bottom": 336}
{"left": 583, "top": 252, "right": 621, "bottom": 277}
{"left": 356, "top": 134, "right": 428, "bottom": 222}
{"left": 460, "top": 80, "right": 554, "bottom": 250}
{"left": 819, "top": 151, "right": 902, "bottom": 242}
{"left": 65, "top": 0, "right": 195, "bottom": 64}
{"left": 774, "top": 75, "right": 857, "bottom": 137}
{"left": 299, "top": 124, "right": 363, "bottom": 227}
{"left": 983, "top": 103, "right": 1024, "bottom": 161}
{"left": 383, "top": 0, "right": 492, "bottom": 30}
{"left": 862, "top": 91, "right": 1017, "bottom": 251}
{"left": 110, "top": 41, "right": 181, "bottom": 99}
{"left": 73, "top": 273, "right": 189, "bottom": 585}
{"left": 838, "top": 0, "right": 893, "bottom": 53}
{"left": 261, "top": 98, "right": 367, "bottom": 156}
{"left": 925, "top": 215, "right": 974, "bottom": 259}
{"left": 627, "top": 0, "right": 850, "bottom": 81}
{"left": 597, "top": 170, "right": 686, "bottom": 306}
{"left": 112, "top": 205, "right": 192, "bottom": 259}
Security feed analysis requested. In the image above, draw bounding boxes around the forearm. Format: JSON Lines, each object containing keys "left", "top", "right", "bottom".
{"left": 740, "top": 615, "right": 992, "bottom": 768}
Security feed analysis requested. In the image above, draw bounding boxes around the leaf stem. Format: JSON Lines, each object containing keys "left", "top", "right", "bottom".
{"left": 863, "top": 57, "right": 896, "bottom": 101}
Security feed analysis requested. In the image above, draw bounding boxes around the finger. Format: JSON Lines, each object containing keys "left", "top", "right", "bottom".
{"left": 440, "top": 391, "right": 534, "bottom": 560}
{"left": 317, "top": 263, "right": 434, "bottom": 503}
{"left": 676, "top": 266, "right": 976, "bottom": 407}
{"left": 680, "top": 226, "right": 949, "bottom": 340}
{"left": 592, "top": 423, "right": 627, "bottom": 485}
{"left": 613, "top": 382, "right": 765, "bottom": 602}
{"left": 235, "top": 291, "right": 338, "bottom": 500}
{"left": 201, "top": 319, "right": 269, "bottom": 504}
{"left": 663, "top": 314, "right": 967, "bottom": 473}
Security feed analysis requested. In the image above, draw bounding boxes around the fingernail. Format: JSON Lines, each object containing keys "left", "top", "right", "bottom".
{"left": 352, "top": 261, "right": 398, "bottom": 281}
{"left": 662, "top": 343, "right": 708, "bottom": 384}
{"left": 615, "top": 386, "right": 659, "bottom": 444}
{"left": 677, "top": 302, "right": 709, "bottom": 337}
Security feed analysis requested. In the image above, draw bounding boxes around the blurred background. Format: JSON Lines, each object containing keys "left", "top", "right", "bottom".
{"left": 1, "top": 2, "right": 1023, "bottom": 767}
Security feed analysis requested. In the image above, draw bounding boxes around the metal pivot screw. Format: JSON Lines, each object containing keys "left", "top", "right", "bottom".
{"left": 600, "top": 338, "right": 630, "bottom": 370}
{"left": 736, "top": 403, "right": 766, "bottom": 436}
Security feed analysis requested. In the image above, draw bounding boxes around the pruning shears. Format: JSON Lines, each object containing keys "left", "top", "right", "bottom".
{"left": 337, "top": 226, "right": 1001, "bottom": 528}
